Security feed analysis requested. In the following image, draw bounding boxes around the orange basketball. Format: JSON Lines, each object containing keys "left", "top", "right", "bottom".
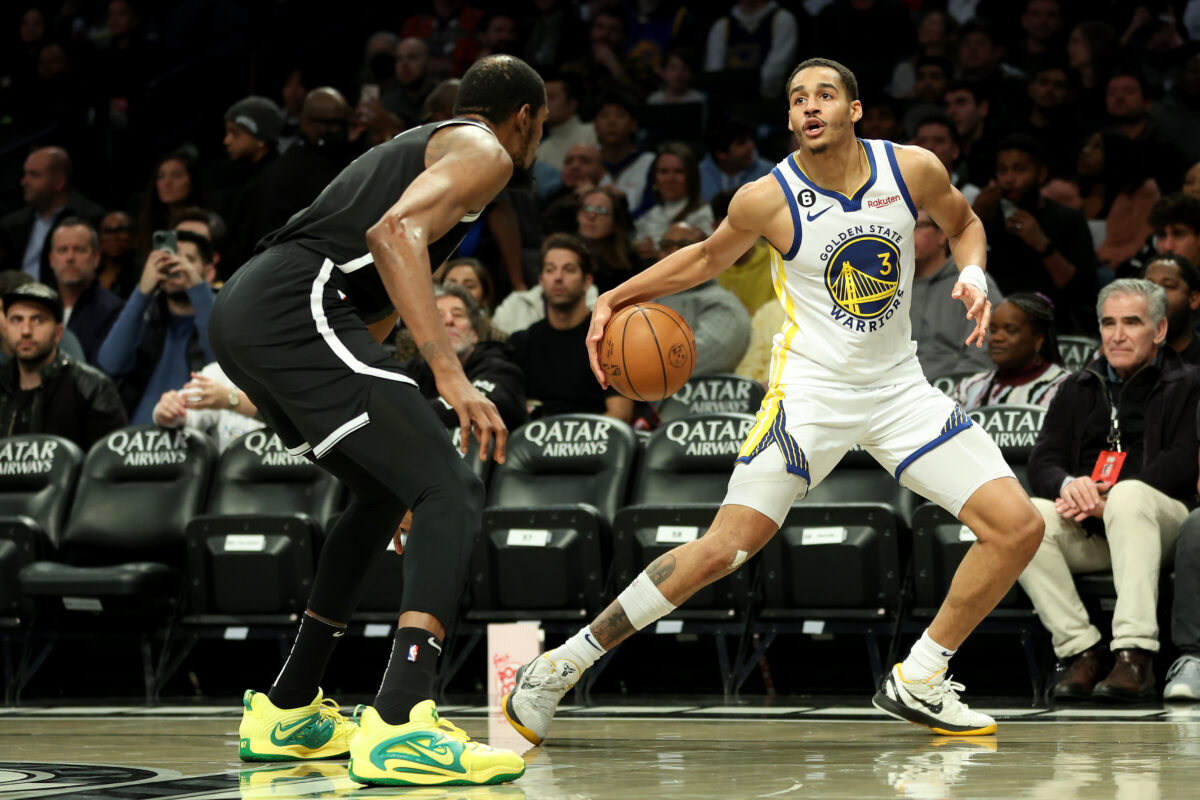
{"left": 600, "top": 303, "right": 697, "bottom": 402}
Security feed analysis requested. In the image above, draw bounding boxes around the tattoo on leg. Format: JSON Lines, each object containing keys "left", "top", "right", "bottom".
{"left": 646, "top": 553, "right": 676, "bottom": 585}
{"left": 591, "top": 602, "right": 634, "bottom": 649}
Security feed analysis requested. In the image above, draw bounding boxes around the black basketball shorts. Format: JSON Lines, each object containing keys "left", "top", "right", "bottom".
{"left": 210, "top": 244, "right": 419, "bottom": 460}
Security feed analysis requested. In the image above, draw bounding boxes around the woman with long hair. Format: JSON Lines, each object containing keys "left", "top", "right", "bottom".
{"left": 633, "top": 142, "right": 713, "bottom": 262}
{"left": 135, "top": 148, "right": 201, "bottom": 255}
{"left": 576, "top": 185, "right": 637, "bottom": 293}
{"left": 435, "top": 257, "right": 496, "bottom": 314}
{"left": 954, "top": 292, "right": 1071, "bottom": 411}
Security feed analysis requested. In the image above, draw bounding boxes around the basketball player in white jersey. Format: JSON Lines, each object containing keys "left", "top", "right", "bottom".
{"left": 503, "top": 58, "right": 1044, "bottom": 739}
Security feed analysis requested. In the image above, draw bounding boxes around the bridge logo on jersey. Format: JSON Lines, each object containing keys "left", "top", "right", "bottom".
{"left": 824, "top": 234, "right": 903, "bottom": 327}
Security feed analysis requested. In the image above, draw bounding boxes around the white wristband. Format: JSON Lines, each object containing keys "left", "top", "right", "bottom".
{"left": 957, "top": 264, "right": 988, "bottom": 297}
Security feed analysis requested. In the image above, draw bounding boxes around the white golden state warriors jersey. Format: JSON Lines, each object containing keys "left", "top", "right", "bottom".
{"left": 765, "top": 138, "right": 926, "bottom": 388}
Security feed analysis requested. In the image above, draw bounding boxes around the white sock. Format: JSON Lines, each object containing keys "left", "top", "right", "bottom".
{"left": 901, "top": 629, "right": 955, "bottom": 682}
{"left": 546, "top": 625, "right": 607, "bottom": 671}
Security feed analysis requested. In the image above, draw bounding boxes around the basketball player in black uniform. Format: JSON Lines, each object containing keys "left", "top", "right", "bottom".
{"left": 211, "top": 55, "right": 545, "bottom": 787}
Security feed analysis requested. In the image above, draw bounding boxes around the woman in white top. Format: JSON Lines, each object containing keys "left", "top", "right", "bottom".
{"left": 633, "top": 142, "right": 713, "bottom": 261}
{"left": 955, "top": 292, "right": 1071, "bottom": 411}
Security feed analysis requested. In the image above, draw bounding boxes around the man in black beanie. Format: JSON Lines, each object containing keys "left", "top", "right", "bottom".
{"left": 208, "top": 96, "right": 285, "bottom": 276}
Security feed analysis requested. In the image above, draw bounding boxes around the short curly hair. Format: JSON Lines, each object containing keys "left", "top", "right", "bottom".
{"left": 1149, "top": 192, "right": 1200, "bottom": 236}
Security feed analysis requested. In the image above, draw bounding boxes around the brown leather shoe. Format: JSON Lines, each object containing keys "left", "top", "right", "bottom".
{"left": 1093, "top": 649, "right": 1156, "bottom": 702}
{"left": 1052, "top": 645, "right": 1108, "bottom": 699}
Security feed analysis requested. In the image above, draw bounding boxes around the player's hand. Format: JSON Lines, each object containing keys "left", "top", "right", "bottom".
{"left": 951, "top": 281, "right": 990, "bottom": 348}
{"left": 436, "top": 371, "right": 507, "bottom": 463}
{"left": 153, "top": 390, "right": 187, "bottom": 426}
{"left": 586, "top": 295, "right": 615, "bottom": 388}
{"left": 139, "top": 250, "right": 176, "bottom": 295}
{"left": 181, "top": 372, "right": 228, "bottom": 410}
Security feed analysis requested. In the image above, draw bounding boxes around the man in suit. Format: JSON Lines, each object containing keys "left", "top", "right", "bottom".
{"left": 0, "top": 147, "right": 104, "bottom": 282}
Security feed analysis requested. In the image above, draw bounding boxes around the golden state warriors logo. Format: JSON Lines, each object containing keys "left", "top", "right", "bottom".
{"left": 825, "top": 235, "right": 902, "bottom": 320}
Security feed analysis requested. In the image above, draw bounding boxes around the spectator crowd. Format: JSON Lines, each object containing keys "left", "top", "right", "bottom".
{"left": 2, "top": 0, "right": 1200, "bottom": 702}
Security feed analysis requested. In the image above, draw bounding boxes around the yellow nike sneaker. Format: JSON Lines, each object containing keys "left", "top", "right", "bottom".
{"left": 348, "top": 701, "right": 526, "bottom": 787}
{"left": 238, "top": 688, "right": 357, "bottom": 762}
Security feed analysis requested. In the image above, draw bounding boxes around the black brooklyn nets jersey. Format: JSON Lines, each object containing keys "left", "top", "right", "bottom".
{"left": 256, "top": 118, "right": 491, "bottom": 320}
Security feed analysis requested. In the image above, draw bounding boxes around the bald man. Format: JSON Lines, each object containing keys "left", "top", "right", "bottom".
{"left": 1, "top": 146, "right": 104, "bottom": 281}
{"left": 233, "top": 88, "right": 356, "bottom": 269}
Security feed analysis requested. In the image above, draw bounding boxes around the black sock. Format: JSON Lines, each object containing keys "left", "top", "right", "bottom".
{"left": 268, "top": 612, "right": 346, "bottom": 709}
{"left": 373, "top": 627, "right": 443, "bottom": 724}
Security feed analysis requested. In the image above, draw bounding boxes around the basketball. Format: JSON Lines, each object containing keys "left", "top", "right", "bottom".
{"left": 600, "top": 303, "right": 697, "bottom": 402}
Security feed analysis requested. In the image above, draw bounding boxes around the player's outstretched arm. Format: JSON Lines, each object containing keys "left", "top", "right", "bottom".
{"left": 585, "top": 177, "right": 780, "bottom": 386}
{"left": 901, "top": 146, "right": 992, "bottom": 348}
{"left": 366, "top": 127, "right": 512, "bottom": 461}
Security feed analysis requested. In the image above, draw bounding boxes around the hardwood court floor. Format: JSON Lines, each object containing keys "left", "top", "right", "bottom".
{"left": 0, "top": 701, "right": 1198, "bottom": 799}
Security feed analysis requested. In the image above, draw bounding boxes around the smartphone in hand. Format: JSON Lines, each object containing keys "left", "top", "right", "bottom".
{"left": 152, "top": 230, "right": 178, "bottom": 254}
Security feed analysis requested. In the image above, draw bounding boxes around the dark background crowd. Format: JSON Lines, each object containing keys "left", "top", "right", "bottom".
{"left": 4, "top": 0, "right": 1200, "bottom": 702}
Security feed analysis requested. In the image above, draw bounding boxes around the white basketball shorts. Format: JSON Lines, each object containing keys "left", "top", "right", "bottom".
{"left": 723, "top": 377, "right": 1015, "bottom": 526}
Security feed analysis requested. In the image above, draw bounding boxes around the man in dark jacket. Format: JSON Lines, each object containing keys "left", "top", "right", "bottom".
{"left": 1023, "top": 278, "right": 1200, "bottom": 702}
{"left": 47, "top": 217, "right": 123, "bottom": 364}
{"left": 206, "top": 96, "right": 284, "bottom": 274}
{"left": 243, "top": 88, "right": 355, "bottom": 247}
{"left": 0, "top": 147, "right": 104, "bottom": 281}
{"left": 0, "top": 282, "right": 127, "bottom": 449}
{"left": 399, "top": 282, "right": 527, "bottom": 432}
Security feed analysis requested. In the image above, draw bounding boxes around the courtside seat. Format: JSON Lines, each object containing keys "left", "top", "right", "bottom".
{"left": 184, "top": 429, "right": 342, "bottom": 617}
{"left": 0, "top": 435, "right": 83, "bottom": 703}
{"left": 742, "top": 446, "right": 908, "bottom": 691}
{"left": 14, "top": 426, "right": 214, "bottom": 702}
{"left": 760, "top": 446, "right": 911, "bottom": 614}
{"left": 804, "top": 445, "right": 919, "bottom": 524}
{"left": 911, "top": 404, "right": 1045, "bottom": 612}
{"left": 19, "top": 426, "right": 214, "bottom": 612}
{"left": 657, "top": 374, "right": 766, "bottom": 423}
{"left": 0, "top": 435, "right": 83, "bottom": 619}
{"left": 905, "top": 405, "right": 1046, "bottom": 699}
{"left": 1058, "top": 335, "right": 1100, "bottom": 371}
{"left": 606, "top": 413, "right": 755, "bottom": 695}
{"left": 611, "top": 413, "right": 757, "bottom": 613}
{"left": 929, "top": 372, "right": 975, "bottom": 399}
{"left": 469, "top": 414, "right": 637, "bottom": 616}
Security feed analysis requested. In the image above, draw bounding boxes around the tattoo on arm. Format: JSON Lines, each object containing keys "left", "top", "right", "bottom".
{"left": 591, "top": 602, "right": 634, "bottom": 649}
{"left": 646, "top": 553, "right": 676, "bottom": 585}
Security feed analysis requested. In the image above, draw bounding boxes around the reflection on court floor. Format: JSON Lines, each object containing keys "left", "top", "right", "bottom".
{"left": 0, "top": 703, "right": 1197, "bottom": 799}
